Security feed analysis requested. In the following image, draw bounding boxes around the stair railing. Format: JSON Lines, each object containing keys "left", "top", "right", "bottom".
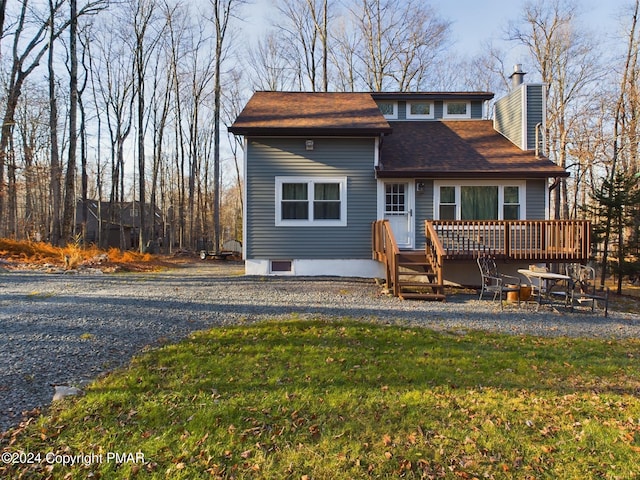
{"left": 372, "top": 220, "right": 400, "bottom": 296}
{"left": 424, "top": 221, "right": 445, "bottom": 291}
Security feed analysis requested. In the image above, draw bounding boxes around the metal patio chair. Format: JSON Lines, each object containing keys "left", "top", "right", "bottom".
{"left": 566, "top": 264, "right": 609, "bottom": 317}
{"left": 477, "top": 256, "right": 521, "bottom": 309}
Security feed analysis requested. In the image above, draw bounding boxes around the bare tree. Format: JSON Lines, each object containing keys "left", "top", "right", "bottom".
{"left": 130, "top": 0, "right": 165, "bottom": 252}
{"left": 274, "top": 0, "right": 330, "bottom": 91}
{"left": 61, "top": 0, "right": 79, "bottom": 242}
{"left": 47, "top": 0, "right": 64, "bottom": 244}
{"left": 348, "top": 0, "right": 450, "bottom": 91}
{"left": 599, "top": 0, "right": 640, "bottom": 289}
{"left": 93, "top": 17, "right": 135, "bottom": 248}
{"left": 208, "top": 0, "right": 243, "bottom": 254}
{"left": 329, "top": 16, "right": 360, "bottom": 91}
{"left": 508, "top": 0, "right": 602, "bottom": 219}
{"left": 15, "top": 84, "right": 49, "bottom": 240}
{"left": 246, "top": 31, "right": 296, "bottom": 91}
{"left": 165, "top": 0, "right": 188, "bottom": 248}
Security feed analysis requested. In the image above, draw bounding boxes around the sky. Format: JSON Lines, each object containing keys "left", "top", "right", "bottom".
{"left": 245, "top": 0, "right": 636, "bottom": 80}
{"left": 438, "top": 0, "right": 632, "bottom": 61}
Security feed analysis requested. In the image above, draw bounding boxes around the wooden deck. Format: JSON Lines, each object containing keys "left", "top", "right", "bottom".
{"left": 427, "top": 220, "right": 591, "bottom": 262}
{"left": 373, "top": 220, "right": 591, "bottom": 300}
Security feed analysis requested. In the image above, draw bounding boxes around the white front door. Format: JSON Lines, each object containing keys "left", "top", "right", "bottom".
{"left": 383, "top": 181, "right": 414, "bottom": 249}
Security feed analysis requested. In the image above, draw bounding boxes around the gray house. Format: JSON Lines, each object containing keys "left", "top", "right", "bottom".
{"left": 229, "top": 71, "right": 589, "bottom": 298}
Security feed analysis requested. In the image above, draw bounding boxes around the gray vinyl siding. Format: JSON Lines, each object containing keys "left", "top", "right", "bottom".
{"left": 525, "top": 179, "right": 547, "bottom": 219}
{"left": 471, "top": 101, "right": 484, "bottom": 118}
{"left": 525, "top": 85, "right": 544, "bottom": 150}
{"left": 414, "top": 179, "right": 434, "bottom": 250}
{"left": 397, "top": 101, "right": 407, "bottom": 119}
{"left": 434, "top": 102, "right": 444, "bottom": 118}
{"left": 494, "top": 87, "right": 524, "bottom": 149}
{"left": 245, "top": 137, "right": 377, "bottom": 259}
{"left": 494, "top": 84, "right": 545, "bottom": 151}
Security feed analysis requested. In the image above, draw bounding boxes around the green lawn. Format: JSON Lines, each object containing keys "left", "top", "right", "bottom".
{"left": 2, "top": 318, "right": 640, "bottom": 479}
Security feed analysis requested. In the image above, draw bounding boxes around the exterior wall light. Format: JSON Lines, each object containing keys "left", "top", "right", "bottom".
{"left": 305, "top": 139, "right": 314, "bottom": 150}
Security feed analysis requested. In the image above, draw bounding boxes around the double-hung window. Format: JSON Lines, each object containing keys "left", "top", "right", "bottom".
{"left": 503, "top": 186, "right": 521, "bottom": 220}
{"left": 276, "top": 177, "right": 347, "bottom": 226}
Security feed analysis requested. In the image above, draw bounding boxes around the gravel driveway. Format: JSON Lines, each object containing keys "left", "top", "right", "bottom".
{"left": 2, "top": 262, "right": 639, "bottom": 433}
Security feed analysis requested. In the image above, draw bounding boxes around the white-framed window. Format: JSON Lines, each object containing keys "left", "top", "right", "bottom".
{"left": 275, "top": 176, "right": 347, "bottom": 226}
{"left": 434, "top": 181, "right": 525, "bottom": 220}
{"left": 376, "top": 101, "right": 398, "bottom": 119}
{"left": 406, "top": 101, "right": 435, "bottom": 119}
{"left": 443, "top": 101, "right": 471, "bottom": 119}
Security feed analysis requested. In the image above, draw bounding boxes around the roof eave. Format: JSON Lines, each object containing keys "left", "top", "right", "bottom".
{"left": 228, "top": 127, "right": 393, "bottom": 136}
{"left": 371, "top": 92, "right": 495, "bottom": 101}
{"left": 375, "top": 168, "right": 570, "bottom": 179}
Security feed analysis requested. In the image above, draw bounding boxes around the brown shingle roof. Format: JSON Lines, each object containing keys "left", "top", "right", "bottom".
{"left": 228, "top": 91, "right": 392, "bottom": 136}
{"left": 377, "top": 121, "right": 569, "bottom": 179}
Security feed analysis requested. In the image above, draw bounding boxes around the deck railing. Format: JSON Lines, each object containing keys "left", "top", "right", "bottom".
{"left": 426, "top": 220, "right": 591, "bottom": 261}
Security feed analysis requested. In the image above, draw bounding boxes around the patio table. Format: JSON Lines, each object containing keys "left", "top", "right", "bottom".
{"left": 517, "top": 268, "right": 571, "bottom": 311}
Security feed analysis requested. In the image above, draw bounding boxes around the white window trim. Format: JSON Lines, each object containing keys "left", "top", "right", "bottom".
{"left": 406, "top": 101, "right": 435, "bottom": 119}
{"left": 378, "top": 101, "right": 398, "bottom": 120}
{"left": 443, "top": 100, "right": 472, "bottom": 119}
{"left": 433, "top": 180, "right": 526, "bottom": 220}
{"left": 275, "top": 176, "right": 348, "bottom": 227}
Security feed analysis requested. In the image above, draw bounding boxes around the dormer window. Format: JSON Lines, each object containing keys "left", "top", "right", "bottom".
{"left": 407, "top": 101, "right": 434, "bottom": 119}
{"left": 444, "top": 101, "right": 471, "bottom": 119}
{"left": 377, "top": 101, "right": 397, "bottom": 119}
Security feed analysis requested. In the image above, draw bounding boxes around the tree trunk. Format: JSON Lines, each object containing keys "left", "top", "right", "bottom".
{"left": 62, "top": 0, "right": 79, "bottom": 243}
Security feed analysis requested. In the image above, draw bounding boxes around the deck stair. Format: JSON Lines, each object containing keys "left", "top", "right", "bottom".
{"left": 396, "top": 251, "right": 446, "bottom": 301}
{"left": 372, "top": 220, "right": 446, "bottom": 301}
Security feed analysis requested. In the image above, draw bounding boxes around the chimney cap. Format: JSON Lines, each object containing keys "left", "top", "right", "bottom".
{"left": 510, "top": 64, "right": 526, "bottom": 77}
{"left": 509, "top": 64, "right": 526, "bottom": 88}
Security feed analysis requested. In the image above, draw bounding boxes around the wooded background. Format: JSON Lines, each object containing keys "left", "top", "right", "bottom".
{"left": 1, "top": 0, "right": 639, "bottom": 287}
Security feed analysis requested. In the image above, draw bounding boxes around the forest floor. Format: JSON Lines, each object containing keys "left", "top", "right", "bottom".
{"left": 0, "top": 238, "right": 202, "bottom": 274}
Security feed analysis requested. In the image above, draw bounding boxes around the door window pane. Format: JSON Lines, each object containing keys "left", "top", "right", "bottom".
{"left": 385, "top": 184, "right": 406, "bottom": 213}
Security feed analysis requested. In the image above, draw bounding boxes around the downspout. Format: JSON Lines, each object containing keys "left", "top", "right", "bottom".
{"left": 535, "top": 122, "right": 544, "bottom": 157}
{"left": 548, "top": 177, "right": 561, "bottom": 221}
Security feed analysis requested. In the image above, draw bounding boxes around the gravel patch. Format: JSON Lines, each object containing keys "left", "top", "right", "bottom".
{"left": 1, "top": 262, "right": 639, "bottom": 433}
